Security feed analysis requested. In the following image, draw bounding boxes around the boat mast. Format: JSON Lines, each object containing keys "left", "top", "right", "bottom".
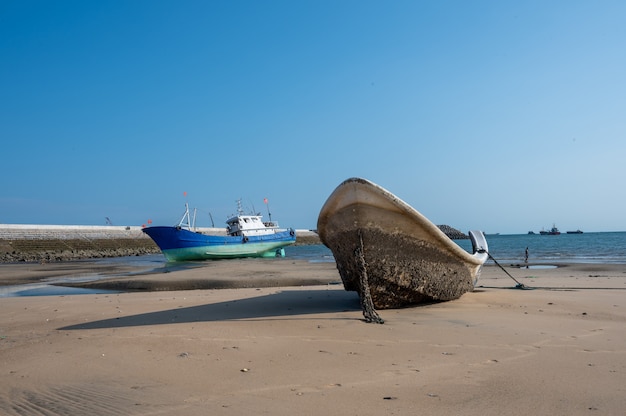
{"left": 178, "top": 203, "right": 192, "bottom": 230}
{"left": 264, "top": 198, "right": 272, "bottom": 223}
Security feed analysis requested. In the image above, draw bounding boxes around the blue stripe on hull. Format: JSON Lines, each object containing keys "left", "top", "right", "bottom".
{"left": 143, "top": 226, "right": 296, "bottom": 261}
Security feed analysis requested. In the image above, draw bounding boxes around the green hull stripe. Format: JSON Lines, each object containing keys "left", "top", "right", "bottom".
{"left": 162, "top": 241, "right": 292, "bottom": 261}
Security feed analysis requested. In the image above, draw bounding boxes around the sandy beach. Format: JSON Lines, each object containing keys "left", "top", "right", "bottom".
{"left": 1, "top": 260, "right": 625, "bottom": 415}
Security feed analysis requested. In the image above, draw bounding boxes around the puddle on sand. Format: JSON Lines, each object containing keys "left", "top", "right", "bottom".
{"left": 0, "top": 283, "right": 121, "bottom": 298}
{"left": 507, "top": 264, "right": 558, "bottom": 270}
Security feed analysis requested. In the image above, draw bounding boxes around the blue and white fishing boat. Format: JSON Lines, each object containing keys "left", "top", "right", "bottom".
{"left": 142, "top": 200, "right": 296, "bottom": 261}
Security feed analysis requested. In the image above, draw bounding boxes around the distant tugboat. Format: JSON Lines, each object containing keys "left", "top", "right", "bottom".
{"left": 566, "top": 229, "right": 583, "bottom": 234}
{"left": 539, "top": 225, "right": 561, "bottom": 235}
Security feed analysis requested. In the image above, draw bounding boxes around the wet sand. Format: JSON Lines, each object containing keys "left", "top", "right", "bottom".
{"left": 1, "top": 260, "right": 625, "bottom": 415}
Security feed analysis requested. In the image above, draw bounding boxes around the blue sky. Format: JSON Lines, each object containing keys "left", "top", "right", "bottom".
{"left": 1, "top": 1, "right": 625, "bottom": 234}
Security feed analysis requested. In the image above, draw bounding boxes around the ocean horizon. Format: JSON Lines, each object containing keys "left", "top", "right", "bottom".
{"left": 283, "top": 231, "right": 626, "bottom": 265}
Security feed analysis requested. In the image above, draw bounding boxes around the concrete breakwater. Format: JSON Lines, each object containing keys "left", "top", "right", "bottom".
{"left": 0, "top": 225, "right": 322, "bottom": 263}
{"left": 0, "top": 225, "right": 159, "bottom": 263}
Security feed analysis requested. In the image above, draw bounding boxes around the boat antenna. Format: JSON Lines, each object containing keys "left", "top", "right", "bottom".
{"left": 264, "top": 198, "right": 272, "bottom": 222}
{"left": 209, "top": 212, "right": 214, "bottom": 228}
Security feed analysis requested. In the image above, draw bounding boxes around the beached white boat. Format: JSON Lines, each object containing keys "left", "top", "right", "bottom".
{"left": 317, "top": 177, "right": 488, "bottom": 323}
{"left": 143, "top": 200, "right": 296, "bottom": 261}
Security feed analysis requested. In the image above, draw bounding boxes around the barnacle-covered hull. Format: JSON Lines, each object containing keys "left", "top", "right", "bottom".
{"left": 317, "top": 178, "right": 488, "bottom": 312}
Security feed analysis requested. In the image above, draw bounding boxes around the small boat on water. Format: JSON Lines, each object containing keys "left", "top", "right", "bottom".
{"left": 143, "top": 200, "right": 296, "bottom": 261}
{"left": 539, "top": 225, "right": 561, "bottom": 235}
{"left": 317, "top": 177, "right": 489, "bottom": 323}
{"left": 566, "top": 229, "right": 583, "bottom": 234}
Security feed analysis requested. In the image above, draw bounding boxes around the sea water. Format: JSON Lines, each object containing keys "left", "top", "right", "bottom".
{"left": 454, "top": 232, "right": 626, "bottom": 265}
{"left": 283, "top": 231, "right": 626, "bottom": 265}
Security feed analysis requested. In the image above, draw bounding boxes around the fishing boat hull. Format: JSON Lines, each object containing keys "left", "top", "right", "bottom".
{"left": 143, "top": 226, "right": 296, "bottom": 262}
{"left": 317, "top": 178, "right": 488, "bottom": 311}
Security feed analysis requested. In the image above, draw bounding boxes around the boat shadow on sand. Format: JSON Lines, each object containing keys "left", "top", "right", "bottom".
{"left": 58, "top": 289, "right": 373, "bottom": 331}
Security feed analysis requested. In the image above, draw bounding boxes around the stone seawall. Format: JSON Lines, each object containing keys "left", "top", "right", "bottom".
{"left": 0, "top": 225, "right": 321, "bottom": 263}
{"left": 0, "top": 225, "right": 159, "bottom": 263}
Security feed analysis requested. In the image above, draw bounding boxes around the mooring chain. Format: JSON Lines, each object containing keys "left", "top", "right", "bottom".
{"left": 355, "top": 230, "right": 385, "bottom": 324}
{"left": 477, "top": 249, "right": 528, "bottom": 289}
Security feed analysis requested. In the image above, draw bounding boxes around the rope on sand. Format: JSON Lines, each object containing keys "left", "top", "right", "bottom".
{"left": 477, "top": 249, "right": 532, "bottom": 290}
{"left": 477, "top": 253, "right": 626, "bottom": 291}
{"left": 355, "top": 229, "right": 385, "bottom": 324}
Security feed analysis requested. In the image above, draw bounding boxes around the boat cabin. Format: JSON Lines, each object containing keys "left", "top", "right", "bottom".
{"left": 226, "top": 214, "right": 279, "bottom": 237}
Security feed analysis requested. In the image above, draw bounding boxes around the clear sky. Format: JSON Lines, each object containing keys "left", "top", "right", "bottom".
{"left": 1, "top": 1, "right": 625, "bottom": 234}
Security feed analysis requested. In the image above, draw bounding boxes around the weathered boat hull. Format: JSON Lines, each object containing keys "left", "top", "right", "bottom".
{"left": 143, "top": 226, "right": 296, "bottom": 262}
{"left": 317, "top": 178, "right": 488, "bottom": 310}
